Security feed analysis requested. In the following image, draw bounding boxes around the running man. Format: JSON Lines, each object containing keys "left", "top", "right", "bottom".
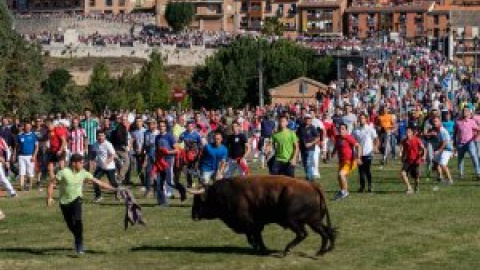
{"left": 15, "top": 122, "right": 39, "bottom": 191}
{"left": 270, "top": 115, "right": 299, "bottom": 177}
{"left": 433, "top": 116, "right": 454, "bottom": 185}
{"left": 352, "top": 113, "right": 378, "bottom": 193}
{"left": 92, "top": 130, "right": 118, "bottom": 202}
{"left": 198, "top": 131, "right": 228, "bottom": 184}
{"left": 225, "top": 121, "right": 250, "bottom": 178}
{"left": 46, "top": 154, "right": 116, "bottom": 254}
{"left": 332, "top": 123, "right": 362, "bottom": 200}
{"left": 401, "top": 126, "right": 425, "bottom": 194}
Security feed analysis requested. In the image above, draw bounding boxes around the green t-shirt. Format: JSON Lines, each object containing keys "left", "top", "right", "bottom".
{"left": 56, "top": 168, "right": 94, "bottom": 205}
{"left": 272, "top": 129, "right": 298, "bottom": 162}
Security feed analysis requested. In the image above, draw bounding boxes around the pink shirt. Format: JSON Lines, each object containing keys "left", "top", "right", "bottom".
{"left": 474, "top": 115, "right": 480, "bottom": 142}
{"left": 455, "top": 118, "right": 478, "bottom": 144}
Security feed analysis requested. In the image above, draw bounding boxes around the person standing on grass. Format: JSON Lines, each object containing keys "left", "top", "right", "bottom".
{"left": 110, "top": 115, "right": 131, "bottom": 185}
{"left": 332, "top": 123, "right": 362, "bottom": 200}
{"left": 80, "top": 109, "right": 99, "bottom": 174}
{"left": 198, "top": 131, "right": 228, "bottom": 184}
{"left": 297, "top": 114, "right": 320, "bottom": 181}
{"left": 0, "top": 136, "right": 16, "bottom": 197}
{"left": 401, "top": 126, "right": 425, "bottom": 194}
{"left": 270, "top": 115, "right": 299, "bottom": 178}
{"left": 14, "top": 122, "right": 39, "bottom": 191}
{"left": 352, "top": 113, "right": 378, "bottom": 193}
{"left": 454, "top": 108, "right": 480, "bottom": 180}
{"left": 142, "top": 120, "right": 160, "bottom": 197}
{"left": 225, "top": 121, "right": 250, "bottom": 178}
{"left": 432, "top": 116, "right": 454, "bottom": 185}
{"left": 92, "top": 130, "right": 118, "bottom": 202}
{"left": 46, "top": 120, "right": 68, "bottom": 183}
{"left": 68, "top": 118, "right": 87, "bottom": 158}
{"left": 47, "top": 154, "right": 116, "bottom": 254}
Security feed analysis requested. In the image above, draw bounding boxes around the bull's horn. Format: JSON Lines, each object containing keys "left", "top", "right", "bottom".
{"left": 186, "top": 188, "right": 205, "bottom": 195}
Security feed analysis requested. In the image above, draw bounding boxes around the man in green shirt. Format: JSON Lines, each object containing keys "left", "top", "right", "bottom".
{"left": 46, "top": 154, "right": 116, "bottom": 254}
{"left": 270, "top": 115, "right": 299, "bottom": 177}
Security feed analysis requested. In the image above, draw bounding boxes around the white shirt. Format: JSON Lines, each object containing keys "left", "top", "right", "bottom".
{"left": 352, "top": 125, "right": 377, "bottom": 156}
{"left": 95, "top": 141, "right": 116, "bottom": 170}
{"left": 312, "top": 118, "right": 324, "bottom": 131}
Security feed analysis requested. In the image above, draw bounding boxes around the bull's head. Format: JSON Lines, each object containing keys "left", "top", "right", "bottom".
{"left": 187, "top": 186, "right": 213, "bottom": 221}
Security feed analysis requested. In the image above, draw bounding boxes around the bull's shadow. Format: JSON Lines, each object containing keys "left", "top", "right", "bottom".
{"left": 131, "top": 245, "right": 277, "bottom": 256}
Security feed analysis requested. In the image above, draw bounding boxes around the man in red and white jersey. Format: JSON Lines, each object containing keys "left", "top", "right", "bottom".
{"left": 69, "top": 118, "right": 87, "bottom": 158}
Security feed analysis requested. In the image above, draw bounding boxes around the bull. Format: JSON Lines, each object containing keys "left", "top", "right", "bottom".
{"left": 187, "top": 175, "right": 337, "bottom": 256}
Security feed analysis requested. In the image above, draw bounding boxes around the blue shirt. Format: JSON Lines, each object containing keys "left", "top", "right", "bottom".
{"left": 179, "top": 130, "right": 202, "bottom": 147}
{"left": 397, "top": 119, "right": 407, "bottom": 140}
{"left": 438, "top": 127, "right": 453, "bottom": 151}
{"left": 200, "top": 143, "right": 228, "bottom": 172}
{"left": 17, "top": 132, "right": 37, "bottom": 156}
{"left": 442, "top": 121, "right": 455, "bottom": 137}
{"left": 261, "top": 119, "right": 276, "bottom": 137}
{"left": 155, "top": 132, "right": 176, "bottom": 160}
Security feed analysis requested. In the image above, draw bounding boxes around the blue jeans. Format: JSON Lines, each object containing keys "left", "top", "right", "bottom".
{"left": 144, "top": 156, "right": 154, "bottom": 192}
{"left": 271, "top": 159, "right": 295, "bottom": 177}
{"left": 457, "top": 141, "right": 480, "bottom": 176}
{"left": 156, "top": 158, "right": 174, "bottom": 206}
{"left": 301, "top": 150, "right": 315, "bottom": 181}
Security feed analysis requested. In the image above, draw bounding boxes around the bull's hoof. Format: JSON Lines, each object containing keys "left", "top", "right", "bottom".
{"left": 257, "top": 248, "right": 270, "bottom": 256}
{"left": 282, "top": 250, "right": 290, "bottom": 257}
{"left": 316, "top": 250, "right": 327, "bottom": 256}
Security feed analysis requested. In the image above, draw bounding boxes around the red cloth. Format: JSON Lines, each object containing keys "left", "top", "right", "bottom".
{"left": 49, "top": 127, "right": 67, "bottom": 152}
{"left": 151, "top": 147, "right": 170, "bottom": 176}
{"left": 236, "top": 158, "right": 249, "bottom": 175}
{"left": 335, "top": 134, "right": 357, "bottom": 163}
{"left": 402, "top": 136, "right": 423, "bottom": 164}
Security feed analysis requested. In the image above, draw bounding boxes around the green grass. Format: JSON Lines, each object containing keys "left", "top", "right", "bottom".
{"left": 1, "top": 159, "right": 480, "bottom": 270}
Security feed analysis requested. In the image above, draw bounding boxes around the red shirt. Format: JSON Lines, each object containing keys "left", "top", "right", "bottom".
{"left": 402, "top": 136, "right": 423, "bottom": 164}
{"left": 323, "top": 121, "right": 335, "bottom": 139}
{"left": 335, "top": 134, "right": 357, "bottom": 163}
{"left": 49, "top": 127, "right": 67, "bottom": 152}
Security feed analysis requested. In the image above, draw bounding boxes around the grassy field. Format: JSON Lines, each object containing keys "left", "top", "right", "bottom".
{"left": 1, "top": 159, "right": 479, "bottom": 270}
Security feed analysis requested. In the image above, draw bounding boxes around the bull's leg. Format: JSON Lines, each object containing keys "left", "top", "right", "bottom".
{"left": 246, "top": 233, "right": 258, "bottom": 250}
{"left": 283, "top": 223, "right": 308, "bottom": 257}
{"left": 308, "top": 223, "right": 329, "bottom": 256}
{"left": 253, "top": 230, "right": 268, "bottom": 254}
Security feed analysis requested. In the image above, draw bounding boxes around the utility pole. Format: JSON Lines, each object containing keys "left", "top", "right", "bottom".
{"left": 259, "top": 43, "right": 264, "bottom": 107}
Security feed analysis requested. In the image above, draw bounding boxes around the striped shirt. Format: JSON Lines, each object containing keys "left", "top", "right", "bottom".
{"left": 69, "top": 128, "right": 86, "bottom": 155}
{"left": 80, "top": 119, "right": 99, "bottom": 145}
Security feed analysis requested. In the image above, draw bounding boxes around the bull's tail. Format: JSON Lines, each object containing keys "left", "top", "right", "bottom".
{"left": 313, "top": 184, "right": 337, "bottom": 253}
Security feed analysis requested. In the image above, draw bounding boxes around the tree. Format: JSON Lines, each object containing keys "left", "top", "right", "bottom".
{"left": 42, "top": 68, "right": 72, "bottom": 96}
{"left": 189, "top": 38, "right": 334, "bottom": 108}
{"left": 262, "top": 17, "right": 284, "bottom": 37}
{"left": 137, "top": 51, "right": 170, "bottom": 110}
{"left": 86, "top": 62, "right": 114, "bottom": 113}
{"left": 0, "top": 1, "right": 46, "bottom": 116}
{"left": 165, "top": 1, "right": 195, "bottom": 32}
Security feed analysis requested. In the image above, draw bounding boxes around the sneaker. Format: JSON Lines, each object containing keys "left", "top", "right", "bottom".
{"left": 459, "top": 174, "right": 464, "bottom": 180}
{"left": 442, "top": 180, "right": 453, "bottom": 186}
{"left": 333, "top": 190, "right": 349, "bottom": 201}
{"left": 357, "top": 187, "right": 365, "bottom": 193}
{"left": 75, "top": 243, "right": 84, "bottom": 254}
{"left": 10, "top": 193, "right": 17, "bottom": 198}
{"left": 367, "top": 186, "right": 373, "bottom": 193}
{"left": 92, "top": 196, "right": 103, "bottom": 203}
{"left": 405, "top": 189, "right": 414, "bottom": 195}
{"left": 140, "top": 186, "right": 146, "bottom": 192}
{"left": 414, "top": 185, "right": 419, "bottom": 193}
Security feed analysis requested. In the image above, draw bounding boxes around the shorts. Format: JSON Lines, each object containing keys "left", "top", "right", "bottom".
{"left": 433, "top": 150, "right": 452, "bottom": 166}
{"left": 19, "top": 155, "right": 35, "bottom": 177}
{"left": 200, "top": 171, "right": 215, "bottom": 185}
{"left": 88, "top": 145, "right": 97, "bottom": 161}
{"left": 402, "top": 162, "right": 420, "bottom": 178}
{"left": 47, "top": 150, "right": 67, "bottom": 164}
{"left": 339, "top": 161, "right": 357, "bottom": 175}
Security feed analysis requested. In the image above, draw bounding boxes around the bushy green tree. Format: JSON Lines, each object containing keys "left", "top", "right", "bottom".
{"left": 0, "top": 1, "right": 46, "bottom": 116}
{"left": 137, "top": 51, "right": 170, "bottom": 110}
{"left": 189, "top": 38, "right": 334, "bottom": 108}
{"left": 262, "top": 17, "right": 284, "bottom": 37}
{"left": 165, "top": 1, "right": 195, "bottom": 32}
{"left": 86, "top": 62, "right": 114, "bottom": 113}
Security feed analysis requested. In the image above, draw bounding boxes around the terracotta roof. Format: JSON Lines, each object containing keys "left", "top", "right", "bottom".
{"left": 269, "top": 77, "right": 328, "bottom": 96}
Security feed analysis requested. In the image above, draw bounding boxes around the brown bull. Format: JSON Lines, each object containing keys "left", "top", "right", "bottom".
{"left": 188, "top": 175, "right": 337, "bottom": 256}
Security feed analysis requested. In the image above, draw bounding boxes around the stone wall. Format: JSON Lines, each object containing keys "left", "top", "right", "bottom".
{"left": 42, "top": 43, "right": 216, "bottom": 66}
{"left": 13, "top": 17, "right": 151, "bottom": 35}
